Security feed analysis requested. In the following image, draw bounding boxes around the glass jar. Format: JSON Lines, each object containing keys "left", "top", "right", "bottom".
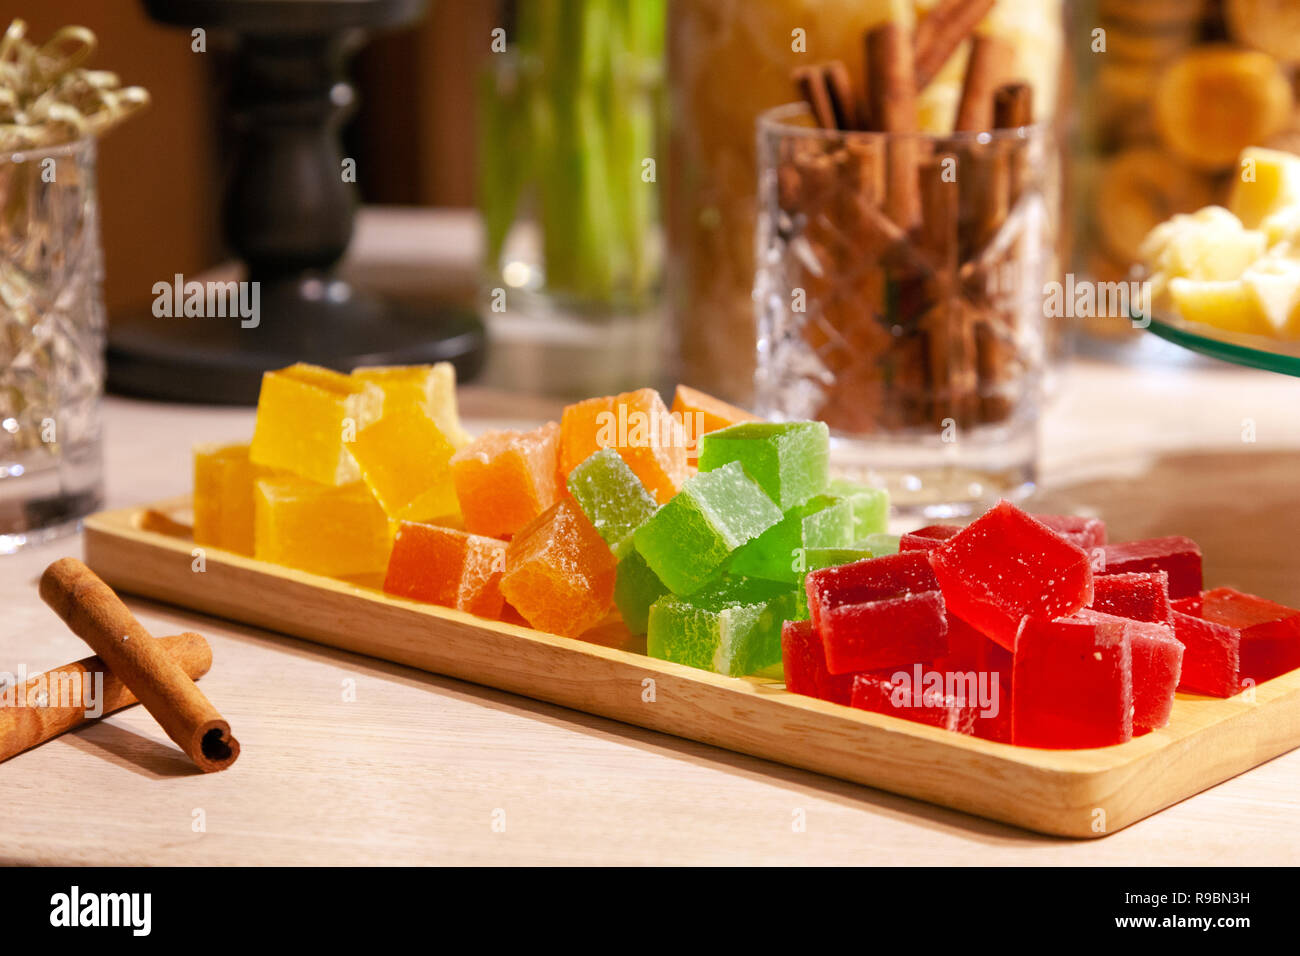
{"left": 666, "top": 0, "right": 1065, "bottom": 404}
{"left": 754, "top": 105, "right": 1057, "bottom": 516}
{"left": 0, "top": 137, "right": 106, "bottom": 551}
{"left": 1075, "top": 0, "right": 1300, "bottom": 342}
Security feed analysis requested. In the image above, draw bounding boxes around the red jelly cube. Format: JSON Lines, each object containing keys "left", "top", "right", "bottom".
{"left": 928, "top": 500, "right": 1094, "bottom": 651}
{"left": 1089, "top": 570, "right": 1172, "bottom": 623}
{"left": 1175, "top": 588, "right": 1300, "bottom": 687}
{"left": 1012, "top": 614, "right": 1133, "bottom": 749}
{"left": 781, "top": 619, "right": 853, "bottom": 706}
{"left": 899, "top": 524, "right": 961, "bottom": 552}
{"left": 819, "top": 589, "right": 948, "bottom": 674}
{"left": 1169, "top": 604, "right": 1240, "bottom": 697}
{"left": 1099, "top": 536, "right": 1202, "bottom": 599}
{"left": 804, "top": 550, "right": 938, "bottom": 634}
{"left": 1031, "top": 513, "right": 1107, "bottom": 551}
{"left": 849, "top": 672, "right": 978, "bottom": 734}
{"left": 1076, "top": 609, "right": 1182, "bottom": 733}
{"left": 972, "top": 680, "right": 1012, "bottom": 743}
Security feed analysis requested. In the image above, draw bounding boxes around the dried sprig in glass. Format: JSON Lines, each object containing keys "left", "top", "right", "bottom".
{"left": 0, "top": 20, "right": 148, "bottom": 550}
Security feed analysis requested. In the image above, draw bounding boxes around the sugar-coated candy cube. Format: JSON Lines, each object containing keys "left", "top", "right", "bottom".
{"left": 347, "top": 404, "right": 459, "bottom": 521}
{"left": 352, "top": 362, "right": 472, "bottom": 448}
{"left": 1031, "top": 514, "right": 1107, "bottom": 551}
{"left": 1099, "top": 536, "right": 1202, "bottom": 599}
{"left": 729, "top": 495, "right": 854, "bottom": 583}
{"left": 249, "top": 363, "right": 383, "bottom": 485}
{"left": 899, "top": 524, "right": 961, "bottom": 552}
{"left": 633, "top": 461, "right": 782, "bottom": 595}
{"left": 1173, "top": 587, "right": 1300, "bottom": 690}
{"left": 819, "top": 589, "right": 948, "bottom": 675}
{"left": 613, "top": 547, "right": 668, "bottom": 635}
{"left": 383, "top": 521, "right": 507, "bottom": 618}
{"left": 566, "top": 448, "right": 659, "bottom": 551}
{"left": 932, "top": 613, "right": 1011, "bottom": 680}
{"left": 193, "top": 442, "right": 265, "bottom": 555}
{"left": 670, "top": 384, "right": 760, "bottom": 463}
{"left": 451, "top": 422, "right": 563, "bottom": 538}
{"left": 499, "top": 499, "right": 616, "bottom": 638}
{"left": 794, "top": 547, "right": 873, "bottom": 619}
{"left": 254, "top": 476, "right": 393, "bottom": 578}
{"left": 1089, "top": 570, "right": 1172, "bottom": 623}
{"left": 559, "top": 389, "right": 689, "bottom": 504}
{"left": 646, "top": 576, "right": 795, "bottom": 677}
{"left": 928, "top": 500, "right": 1093, "bottom": 651}
{"left": 849, "top": 673, "right": 978, "bottom": 734}
{"left": 859, "top": 532, "right": 900, "bottom": 556}
{"left": 804, "top": 550, "right": 939, "bottom": 633}
{"left": 1012, "top": 614, "right": 1133, "bottom": 749}
{"left": 826, "top": 478, "right": 890, "bottom": 539}
{"left": 1076, "top": 609, "right": 1182, "bottom": 733}
{"left": 781, "top": 619, "right": 854, "bottom": 705}
{"left": 697, "top": 421, "right": 829, "bottom": 511}
{"left": 1169, "top": 604, "right": 1241, "bottom": 697}
{"left": 972, "top": 680, "right": 1012, "bottom": 743}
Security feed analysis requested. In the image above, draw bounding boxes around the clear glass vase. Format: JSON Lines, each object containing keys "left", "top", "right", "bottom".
{"left": 0, "top": 137, "right": 106, "bottom": 552}
{"left": 754, "top": 105, "right": 1059, "bottom": 517}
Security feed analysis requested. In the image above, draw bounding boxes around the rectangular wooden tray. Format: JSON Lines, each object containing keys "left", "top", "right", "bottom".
{"left": 83, "top": 500, "right": 1300, "bottom": 838}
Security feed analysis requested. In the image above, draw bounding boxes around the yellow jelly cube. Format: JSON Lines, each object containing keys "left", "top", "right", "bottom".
{"left": 347, "top": 404, "right": 460, "bottom": 521}
{"left": 249, "top": 364, "right": 383, "bottom": 486}
{"left": 352, "top": 363, "right": 472, "bottom": 449}
{"left": 193, "top": 442, "right": 265, "bottom": 555}
{"left": 254, "top": 476, "right": 394, "bottom": 577}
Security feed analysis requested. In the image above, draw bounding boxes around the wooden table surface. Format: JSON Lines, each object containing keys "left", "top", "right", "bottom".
{"left": 2, "top": 350, "right": 1299, "bottom": 865}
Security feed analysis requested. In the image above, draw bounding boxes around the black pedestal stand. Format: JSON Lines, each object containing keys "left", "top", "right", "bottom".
{"left": 111, "top": 0, "right": 485, "bottom": 405}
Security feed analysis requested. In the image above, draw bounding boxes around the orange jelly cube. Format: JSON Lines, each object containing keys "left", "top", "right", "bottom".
{"left": 450, "top": 422, "right": 563, "bottom": 538}
{"left": 670, "top": 384, "right": 761, "bottom": 464}
{"left": 499, "top": 499, "right": 617, "bottom": 637}
{"left": 559, "top": 388, "right": 688, "bottom": 504}
{"left": 383, "top": 521, "right": 507, "bottom": 618}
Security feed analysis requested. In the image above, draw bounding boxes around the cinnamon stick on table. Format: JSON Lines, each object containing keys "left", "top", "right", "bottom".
{"left": 0, "top": 632, "right": 212, "bottom": 764}
{"left": 915, "top": 0, "right": 998, "bottom": 90}
{"left": 39, "top": 558, "right": 240, "bottom": 773}
{"left": 866, "top": 22, "right": 921, "bottom": 230}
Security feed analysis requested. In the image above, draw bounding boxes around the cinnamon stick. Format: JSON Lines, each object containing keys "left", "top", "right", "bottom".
{"left": 915, "top": 0, "right": 997, "bottom": 90}
{"left": 793, "top": 66, "right": 836, "bottom": 129}
{"left": 954, "top": 35, "right": 1014, "bottom": 132}
{"left": 866, "top": 22, "right": 921, "bottom": 229}
{"left": 39, "top": 558, "right": 239, "bottom": 773}
{"left": 0, "top": 632, "right": 212, "bottom": 764}
{"left": 823, "top": 61, "right": 860, "bottom": 131}
{"left": 993, "top": 80, "right": 1034, "bottom": 129}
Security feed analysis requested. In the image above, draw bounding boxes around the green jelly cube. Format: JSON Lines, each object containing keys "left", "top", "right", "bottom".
{"left": 795, "top": 546, "right": 873, "bottom": 618}
{"left": 728, "top": 495, "right": 855, "bottom": 583}
{"left": 567, "top": 448, "right": 659, "bottom": 550}
{"left": 858, "top": 532, "right": 901, "bottom": 556}
{"left": 697, "top": 421, "right": 829, "bottom": 510}
{"left": 633, "top": 461, "right": 782, "bottom": 595}
{"left": 827, "top": 478, "right": 890, "bottom": 539}
{"left": 613, "top": 547, "right": 668, "bottom": 635}
{"left": 646, "top": 576, "right": 797, "bottom": 676}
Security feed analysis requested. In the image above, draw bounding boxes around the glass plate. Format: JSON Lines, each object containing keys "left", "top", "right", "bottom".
{"left": 1146, "top": 314, "right": 1300, "bottom": 377}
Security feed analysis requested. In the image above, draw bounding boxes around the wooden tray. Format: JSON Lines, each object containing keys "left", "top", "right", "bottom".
{"left": 83, "top": 500, "right": 1300, "bottom": 839}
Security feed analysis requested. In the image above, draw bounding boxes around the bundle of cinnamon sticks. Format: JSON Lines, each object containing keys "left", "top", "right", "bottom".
{"left": 776, "top": 0, "right": 1039, "bottom": 432}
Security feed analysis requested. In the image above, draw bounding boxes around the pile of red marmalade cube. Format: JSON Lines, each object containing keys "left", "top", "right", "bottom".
{"left": 782, "top": 500, "right": 1300, "bottom": 749}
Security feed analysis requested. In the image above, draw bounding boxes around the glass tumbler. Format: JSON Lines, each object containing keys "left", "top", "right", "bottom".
{"left": 0, "top": 137, "right": 106, "bottom": 551}
{"left": 754, "top": 104, "right": 1059, "bottom": 517}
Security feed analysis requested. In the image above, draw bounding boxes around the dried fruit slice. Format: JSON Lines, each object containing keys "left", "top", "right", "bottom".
{"left": 1153, "top": 47, "right": 1293, "bottom": 171}
{"left": 1225, "top": 0, "right": 1300, "bottom": 64}
{"left": 1097, "top": 148, "right": 1214, "bottom": 264}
